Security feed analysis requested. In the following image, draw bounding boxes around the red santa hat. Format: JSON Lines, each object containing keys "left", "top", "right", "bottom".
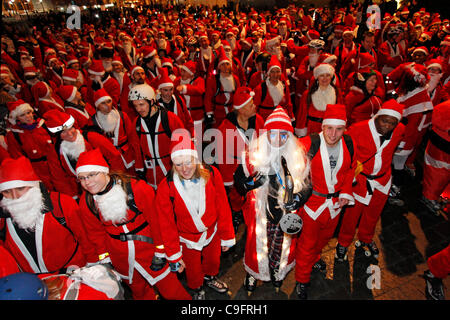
{"left": 79, "top": 56, "right": 91, "bottom": 68}
{"left": 313, "top": 63, "right": 335, "bottom": 79}
{"left": 216, "top": 47, "right": 231, "bottom": 68}
{"left": 306, "top": 29, "right": 320, "bottom": 41}
{"left": 93, "top": 88, "right": 112, "bottom": 107}
{"left": 425, "top": 59, "right": 443, "bottom": 71}
{"left": 161, "top": 57, "right": 174, "bottom": 69}
{"left": 7, "top": 100, "right": 34, "bottom": 125}
{"left": 263, "top": 106, "right": 293, "bottom": 133}
{"left": 66, "top": 55, "right": 79, "bottom": 67}
{"left": 76, "top": 148, "right": 110, "bottom": 175}
{"left": 62, "top": 68, "right": 79, "bottom": 82}
{"left": 112, "top": 56, "right": 123, "bottom": 66}
{"left": 43, "top": 109, "right": 75, "bottom": 133}
{"left": 141, "top": 45, "right": 157, "bottom": 59}
{"left": 180, "top": 61, "right": 196, "bottom": 77}
{"left": 322, "top": 104, "right": 347, "bottom": 127}
{"left": 157, "top": 68, "right": 174, "bottom": 90}
{"left": 440, "top": 35, "right": 450, "bottom": 46}
{"left": 32, "top": 81, "right": 51, "bottom": 99}
{"left": 431, "top": 100, "right": 450, "bottom": 142}
{"left": 412, "top": 46, "right": 429, "bottom": 56}
{"left": 130, "top": 65, "right": 144, "bottom": 77}
{"left": 267, "top": 54, "right": 282, "bottom": 73}
{"left": 334, "top": 24, "right": 345, "bottom": 33}
{"left": 57, "top": 85, "right": 78, "bottom": 102}
{"left": 23, "top": 65, "right": 38, "bottom": 77}
{"left": 88, "top": 60, "right": 105, "bottom": 76}
{"left": 233, "top": 86, "right": 255, "bottom": 110}
{"left": 170, "top": 130, "right": 198, "bottom": 162}
{"left": 319, "top": 53, "right": 337, "bottom": 65}
{"left": 171, "top": 50, "right": 184, "bottom": 62}
{"left": 0, "top": 157, "right": 40, "bottom": 192}
{"left": 343, "top": 27, "right": 354, "bottom": 37}
{"left": 405, "top": 62, "right": 430, "bottom": 86}
{"left": 221, "top": 40, "right": 231, "bottom": 50}
{"left": 376, "top": 99, "right": 404, "bottom": 121}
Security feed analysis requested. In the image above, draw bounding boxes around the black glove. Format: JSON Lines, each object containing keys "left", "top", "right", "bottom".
{"left": 204, "top": 113, "right": 215, "bottom": 126}
{"left": 284, "top": 193, "right": 303, "bottom": 212}
{"left": 150, "top": 256, "right": 167, "bottom": 271}
{"left": 135, "top": 169, "right": 147, "bottom": 181}
{"left": 238, "top": 172, "right": 267, "bottom": 194}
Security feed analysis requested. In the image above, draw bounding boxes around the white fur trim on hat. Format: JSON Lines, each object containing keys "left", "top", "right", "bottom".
{"left": 88, "top": 69, "right": 105, "bottom": 76}
{"left": 181, "top": 65, "right": 194, "bottom": 76}
{"left": 158, "top": 82, "right": 174, "bottom": 89}
{"left": 76, "top": 165, "right": 109, "bottom": 175}
{"left": 268, "top": 64, "right": 282, "bottom": 73}
{"left": 426, "top": 63, "right": 443, "bottom": 70}
{"left": 234, "top": 92, "right": 254, "bottom": 110}
{"left": 0, "top": 180, "right": 40, "bottom": 192}
{"left": 376, "top": 109, "right": 401, "bottom": 121}
{"left": 66, "top": 86, "right": 77, "bottom": 102}
{"left": 95, "top": 95, "right": 112, "bottom": 107}
{"left": 47, "top": 115, "right": 75, "bottom": 133}
{"left": 171, "top": 149, "right": 198, "bottom": 162}
{"left": 314, "top": 64, "right": 335, "bottom": 79}
{"left": 8, "top": 103, "right": 34, "bottom": 125}
{"left": 413, "top": 47, "right": 428, "bottom": 55}
{"left": 322, "top": 118, "right": 346, "bottom": 126}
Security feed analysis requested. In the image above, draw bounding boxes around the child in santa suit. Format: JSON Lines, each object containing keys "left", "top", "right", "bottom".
{"left": 155, "top": 130, "right": 236, "bottom": 299}
{"left": 76, "top": 148, "right": 191, "bottom": 300}
{"left": 335, "top": 100, "right": 405, "bottom": 262}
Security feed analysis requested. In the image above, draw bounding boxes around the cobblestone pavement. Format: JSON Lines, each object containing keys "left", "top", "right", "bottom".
{"left": 195, "top": 155, "right": 450, "bottom": 301}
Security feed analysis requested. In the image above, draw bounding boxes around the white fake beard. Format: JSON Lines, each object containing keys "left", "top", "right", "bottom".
{"left": 279, "top": 26, "right": 288, "bottom": 36}
{"left": 428, "top": 73, "right": 442, "bottom": 93}
{"left": 311, "top": 85, "right": 336, "bottom": 111}
{"left": 123, "top": 42, "right": 132, "bottom": 55}
{"left": 266, "top": 79, "right": 284, "bottom": 106}
{"left": 227, "top": 37, "right": 236, "bottom": 50}
{"left": 96, "top": 109, "right": 119, "bottom": 134}
{"left": 220, "top": 74, "right": 235, "bottom": 92}
{"left": 95, "top": 183, "right": 129, "bottom": 224}
{"left": 248, "top": 132, "right": 309, "bottom": 194}
{"left": 1, "top": 186, "right": 46, "bottom": 232}
{"left": 309, "top": 53, "right": 319, "bottom": 67}
{"left": 180, "top": 78, "right": 191, "bottom": 85}
{"left": 60, "top": 130, "right": 86, "bottom": 161}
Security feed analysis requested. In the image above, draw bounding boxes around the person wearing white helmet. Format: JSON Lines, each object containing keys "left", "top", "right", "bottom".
{"left": 128, "top": 83, "right": 186, "bottom": 189}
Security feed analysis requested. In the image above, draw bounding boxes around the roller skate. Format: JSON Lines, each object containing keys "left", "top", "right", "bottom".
{"left": 335, "top": 243, "right": 348, "bottom": 262}
{"left": 312, "top": 259, "right": 327, "bottom": 273}
{"left": 388, "top": 184, "right": 404, "bottom": 206}
{"left": 270, "top": 268, "right": 283, "bottom": 292}
{"left": 355, "top": 240, "right": 379, "bottom": 258}
{"left": 295, "top": 282, "right": 309, "bottom": 300}
{"left": 423, "top": 270, "right": 445, "bottom": 300}
{"left": 244, "top": 273, "right": 257, "bottom": 296}
{"left": 204, "top": 275, "right": 229, "bottom": 294}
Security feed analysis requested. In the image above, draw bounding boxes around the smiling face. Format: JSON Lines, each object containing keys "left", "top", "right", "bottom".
{"left": 77, "top": 171, "right": 110, "bottom": 195}
{"left": 16, "top": 110, "right": 34, "bottom": 125}
{"left": 322, "top": 124, "right": 346, "bottom": 147}
{"left": 172, "top": 155, "right": 197, "bottom": 180}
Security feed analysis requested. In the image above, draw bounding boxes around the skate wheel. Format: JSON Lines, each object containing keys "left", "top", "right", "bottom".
{"left": 355, "top": 240, "right": 362, "bottom": 248}
{"left": 247, "top": 291, "right": 252, "bottom": 297}
{"left": 364, "top": 250, "right": 371, "bottom": 257}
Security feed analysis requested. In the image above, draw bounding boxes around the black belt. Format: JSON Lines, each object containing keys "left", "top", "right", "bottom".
{"left": 360, "top": 172, "right": 385, "bottom": 195}
{"left": 108, "top": 221, "right": 153, "bottom": 244}
{"left": 29, "top": 156, "right": 47, "bottom": 162}
{"left": 258, "top": 105, "right": 276, "bottom": 110}
{"left": 307, "top": 116, "right": 323, "bottom": 123}
{"left": 188, "top": 106, "right": 204, "bottom": 110}
{"left": 117, "top": 139, "right": 129, "bottom": 148}
{"left": 312, "top": 190, "right": 340, "bottom": 199}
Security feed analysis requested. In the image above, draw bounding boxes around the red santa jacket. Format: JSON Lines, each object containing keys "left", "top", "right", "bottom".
{"left": 78, "top": 178, "right": 170, "bottom": 286}
{"left": 253, "top": 78, "right": 293, "bottom": 121}
{"left": 217, "top": 112, "right": 265, "bottom": 186}
{"left": 64, "top": 102, "right": 95, "bottom": 129}
{"left": 347, "top": 118, "right": 405, "bottom": 205}
{"left": 174, "top": 75, "right": 206, "bottom": 122}
{"left": 157, "top": 94, "right": 194, "bottom": 137}
{"left": 134, "top": 109, "right": 185, "bottom": 189}
{"left": 155, "top": 166, "right": 235, "bottom": 263}
{"left": 86, "top": 76, "right": 121, "bottom": 107}
{"left": 340, "top": 47, "right": 378, "bottom": 80}
{"left": 204, "top": 72, "right": 240, "bottom": 127}
{"left": 0, "top": 245, "right": 20, "bottom": 277}
{"left": 37, "top": 95, "right": 65, "bottom": 116}
{"left": 378, "top": 40, "right": 407, "bottom": 75}
{"left": 6, "top": 119, "right": 57, "bottom": 191}
{"left": 0, "top": 188, "right": 96, "bottom": 273}
{"left": 342, "top": 69, "right": 385, "bottom": 100}
{"left": 91, "top": 109, "right": 144, "bottom": 172}
{"left": 345, "top": 86, "right": 383, "bottom": 125}
{"left": 299, "top": 132, "right": 356, "bottom": 221}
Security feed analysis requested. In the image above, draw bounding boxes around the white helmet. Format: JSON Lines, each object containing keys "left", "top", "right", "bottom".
{"left": 128, "top": 83, "right": 156, "bottom": 101}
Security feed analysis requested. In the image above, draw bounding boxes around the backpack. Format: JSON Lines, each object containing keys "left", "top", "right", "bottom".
{"left": 135, "top": 107, "right": 172, "bottom": 140}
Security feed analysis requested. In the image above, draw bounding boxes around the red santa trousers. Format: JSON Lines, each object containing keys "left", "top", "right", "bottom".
{"left": 422, "top": 143, "right": 450, "bottom": 201}
{"left": 427, "top": 244, "right": 450, "bottom": 279}
{"left": 338, "top": 189, "right": 388, "bottom": 247}
{"left": 128, "top": 269, "right": 191, "bottom": 300}
{"left": 295, "top": 209, "right": 340, "bottom": 283}
{"left": 181, "top": 233, "right": 222, "bottom": 289}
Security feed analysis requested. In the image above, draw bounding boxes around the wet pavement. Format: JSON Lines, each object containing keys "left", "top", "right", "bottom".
{"left": 194, "top": 149, "right": 450, "bottom": 301}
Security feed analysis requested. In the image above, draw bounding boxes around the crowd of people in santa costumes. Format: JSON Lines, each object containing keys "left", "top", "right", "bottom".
{"left": 0, "top": 0, "right": 449, "bottom": 300}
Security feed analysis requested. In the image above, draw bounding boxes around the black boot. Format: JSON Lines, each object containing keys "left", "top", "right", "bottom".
{"left": 244, "top": 273, "right": 257, "bottom": 295}
{"left": 423, "top": 270, "right": 445, "bottom": 300}
{"left": 295, "top": 282, "right": 309, "bottom": 300}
